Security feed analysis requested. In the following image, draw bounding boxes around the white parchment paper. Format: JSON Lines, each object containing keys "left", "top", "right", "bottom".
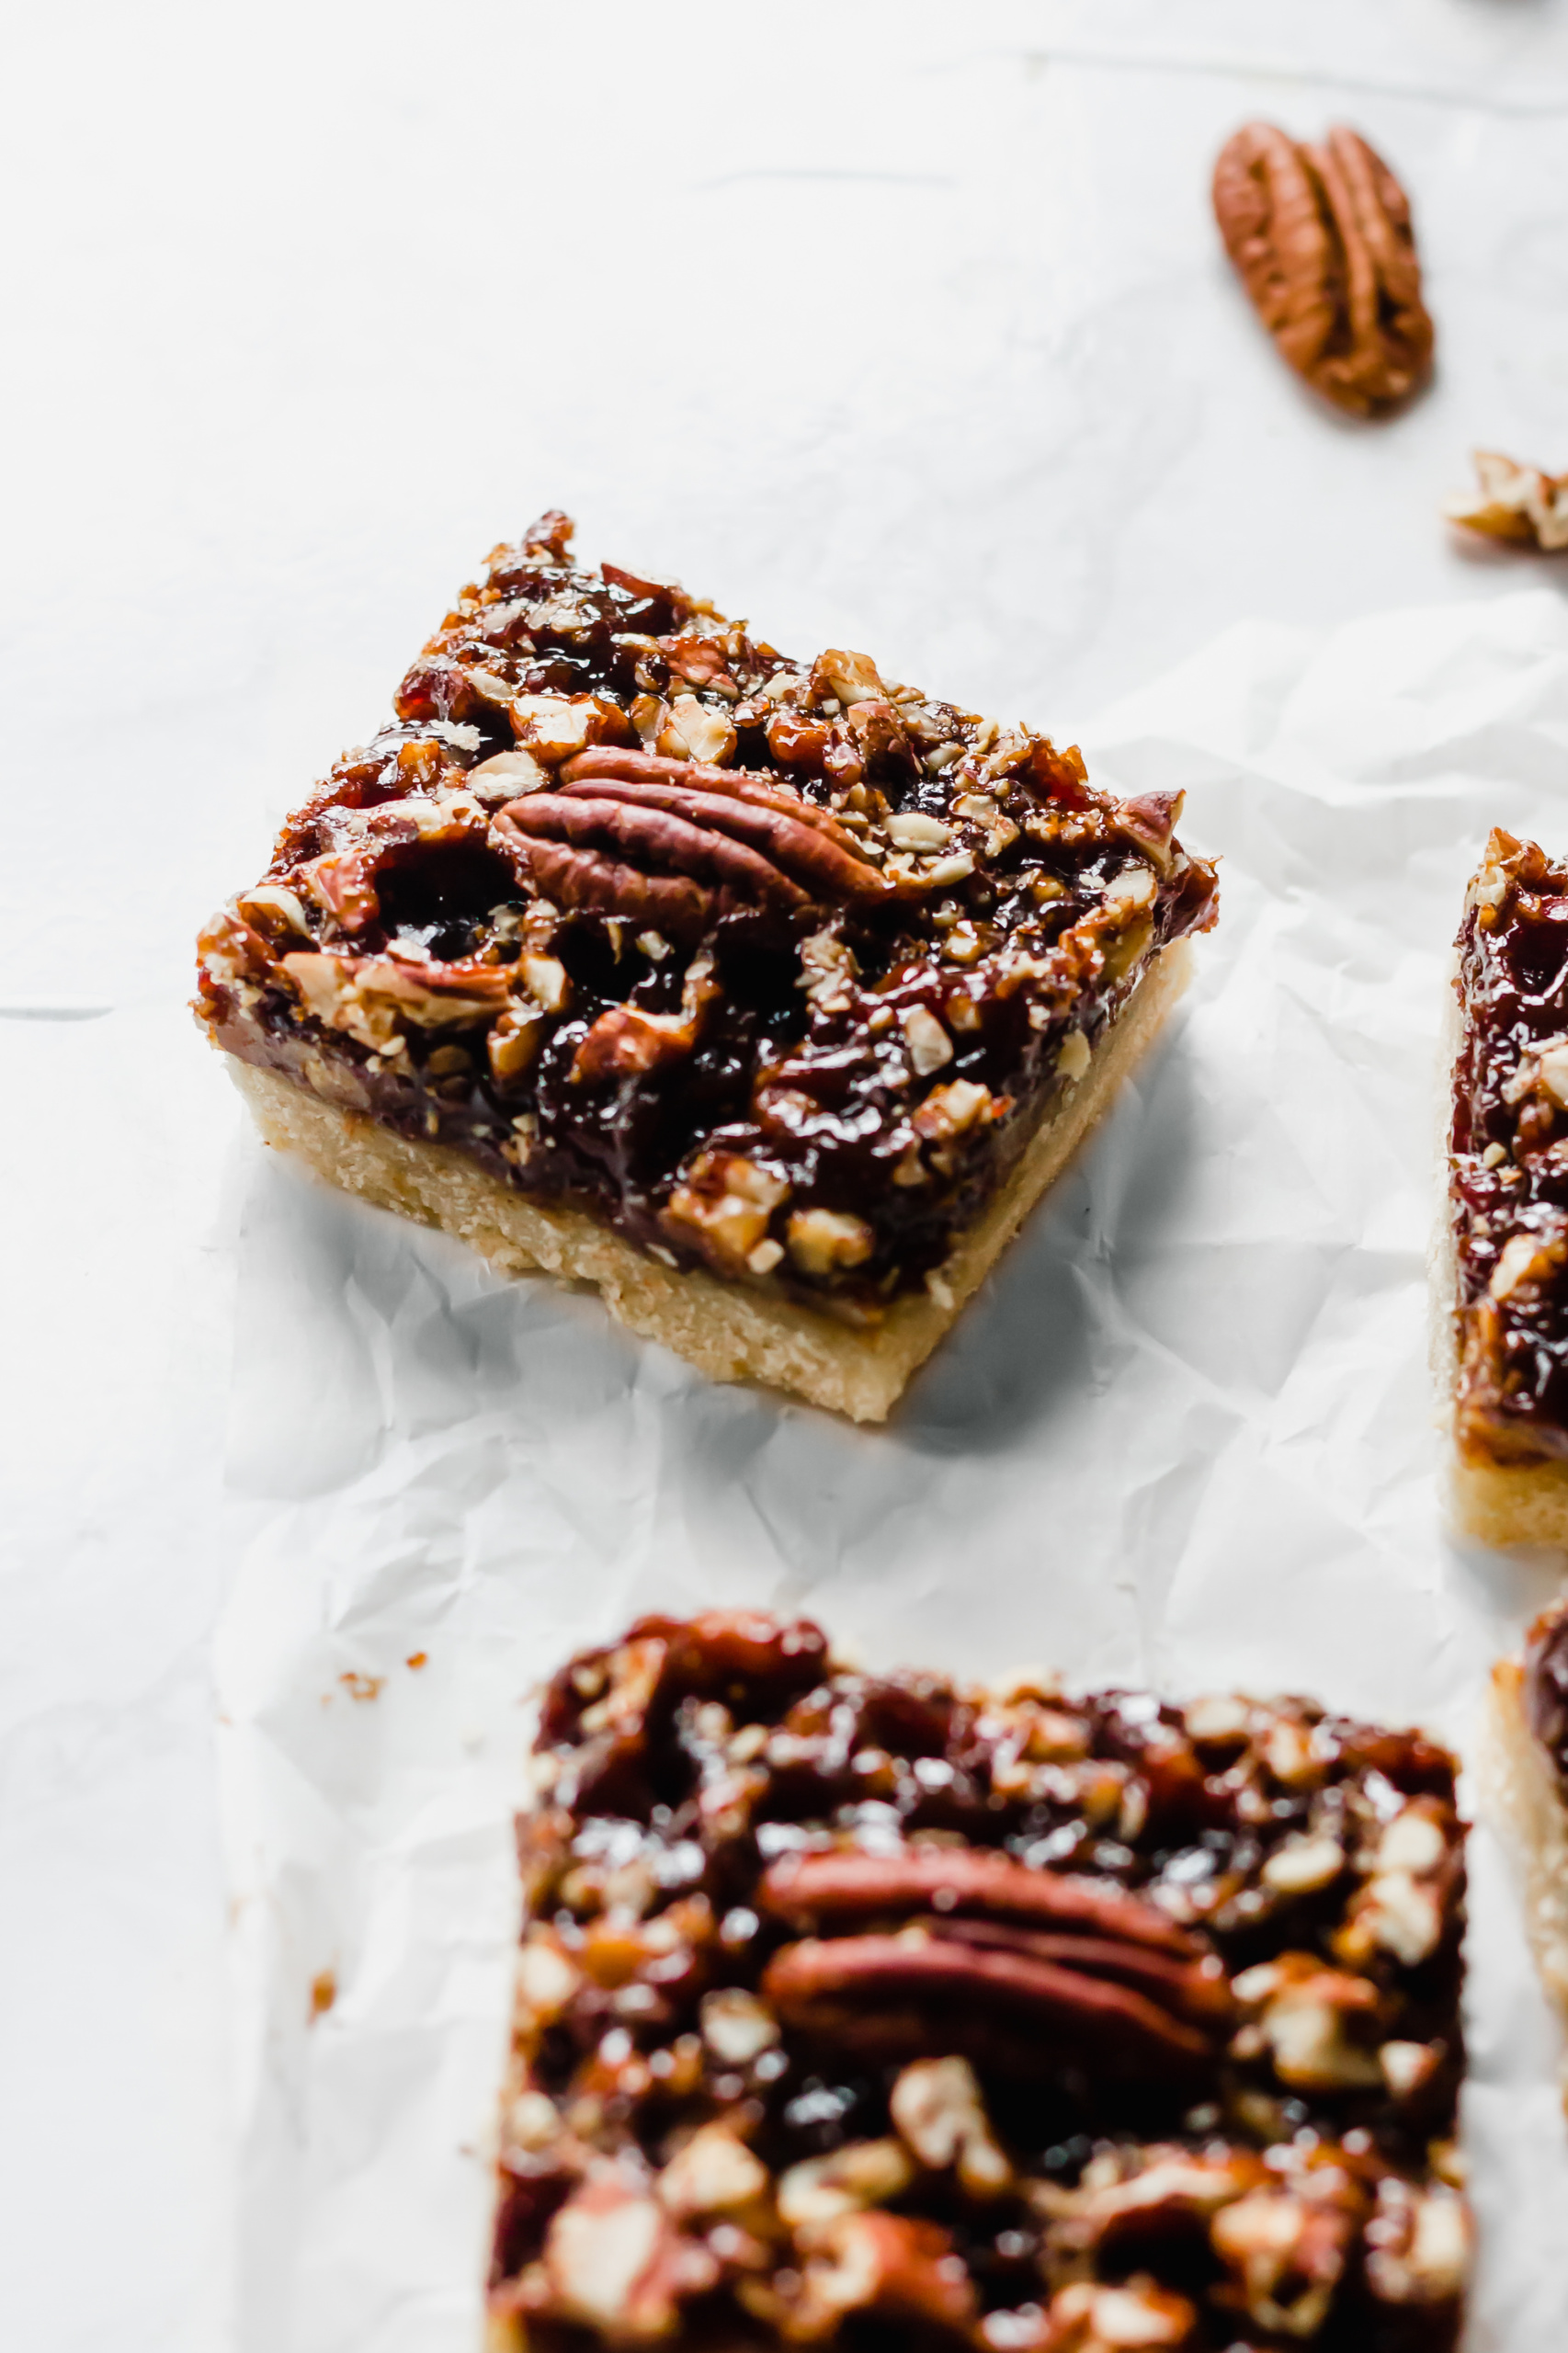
{"left": 216, "top": 593, "right": 1568, "bottom": 2353}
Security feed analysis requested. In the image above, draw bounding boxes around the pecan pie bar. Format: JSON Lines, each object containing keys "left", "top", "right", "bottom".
{"left": 1444, "top": 829, "right": 1568, "bottom": 1543}
{"left": 490, "top": 1610, "right": 1471, "bottom": 2351}
{"left": 1486, "top": 1599, "right": 1568, "bottom": 2052}
{"left": 195, "top": 514, "right": 1217, "bottom": 1420}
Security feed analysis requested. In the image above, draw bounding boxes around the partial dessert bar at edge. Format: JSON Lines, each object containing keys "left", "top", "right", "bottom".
{"left": 1445, "top": 828, "right": 1568, "bottom": 1541}
{"left": 195, "top": 514, "right": 1217, "bottom": 1419}
{"left": 1486, "top": 1599, "right": 1568, "bottom": 2047}
{"left": 491, "top": 1609, "right": 1470, "bottom": 2352}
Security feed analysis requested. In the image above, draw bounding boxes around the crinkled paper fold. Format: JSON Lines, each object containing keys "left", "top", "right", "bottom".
{"left": 217, "top": 593, "right": 1568, "bottom": 2351}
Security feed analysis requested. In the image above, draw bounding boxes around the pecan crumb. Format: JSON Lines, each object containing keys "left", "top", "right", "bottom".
{"left": 1446, "top": 450, "right": 1568, "bottom": 552}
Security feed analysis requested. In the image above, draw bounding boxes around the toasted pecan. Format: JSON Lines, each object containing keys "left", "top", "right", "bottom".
{"left": 1213, "top": 120, "right": 1432, "bottom": 415}
{"left": 758, "top": 1846, "right": 1198, "bottom": 1954}
{"left": 761, "top": 1933, "right": 1216, "bottom": 2078}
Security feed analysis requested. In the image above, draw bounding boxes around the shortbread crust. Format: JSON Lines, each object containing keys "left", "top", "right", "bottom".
{"left": 1484, "top": 1647, "right": 1568, "bottom": 2053}
{"left": 1484, "top": 1600, "right": 1568, "bottom": 2116}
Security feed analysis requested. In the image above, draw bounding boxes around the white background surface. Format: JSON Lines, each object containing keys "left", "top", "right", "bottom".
{"left": 7, "top": 4, "right": 1568, "bottom": 2348}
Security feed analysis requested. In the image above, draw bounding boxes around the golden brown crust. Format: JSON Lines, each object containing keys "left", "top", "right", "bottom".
{"left": 225, "top": 940, "right": 1191, "bottom": 1421}
{"left": 1483, "top": 1657, "right": 1568, "bottom": 2075}
{"left": 1449, "top": 1456, "right": 1568, "bottom": 1551}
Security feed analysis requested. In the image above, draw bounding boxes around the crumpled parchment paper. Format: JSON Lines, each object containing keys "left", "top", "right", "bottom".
{"left": 216, "top": 591, "right": 1568, "bottom": 2353}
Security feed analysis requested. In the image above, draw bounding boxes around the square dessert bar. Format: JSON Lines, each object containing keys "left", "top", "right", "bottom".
{"left": 196, "top": 513, "right": 1217, "bottom": 1419}
{"left": 490, "top": 1611, "right": 1470, "bottom": 2351}
{"left": 1446, "top": 829, "right": 1568, "bottom": 1541}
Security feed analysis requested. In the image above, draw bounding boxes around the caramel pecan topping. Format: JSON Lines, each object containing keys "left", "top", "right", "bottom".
{"left": 1213, "top": 121, "right": 1433, "bottom": 415}
{"left": 195, "top": 516, "right": 1218, "bottom": 1324}
{"left": 1450, "top": 830, "right": 1568, "bottom": 1466}
{"left": 488, "top": 1613, "right": 1470, "bottom": 2352}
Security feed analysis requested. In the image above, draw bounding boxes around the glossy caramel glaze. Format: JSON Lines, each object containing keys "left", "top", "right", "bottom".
{"left": 1451, "top": 830, "right": 1568, "bottom": 1462}
{"left": 491, "top": 1613, "right": 1469, "bottom": 2351}
{"left": 197, "top": 515, "right": 1216, "bottom": 1319}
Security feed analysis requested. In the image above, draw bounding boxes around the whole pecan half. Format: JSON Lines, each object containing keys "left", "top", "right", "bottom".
{"left": 761, "top": 1929, "right": 1216, "bottom": 2082}
{"left": 491, "top": 748, "right": 887, "bottom": 943}
{"left": 758, "top": 1846, "right": 1225, "bottom": 2084}
{"left": 930, "top": 1918, "right": 1232, "bottom": 2029}
{"left": 1212, "top": 121, "right": 1433, "bottom": 415}
{"left": 757, "top": 1846, "right": 1198, "bottom": 1954}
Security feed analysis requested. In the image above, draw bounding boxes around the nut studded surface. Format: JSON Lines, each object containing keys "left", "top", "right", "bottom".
{"left": 196, "top": 512, "right": 1217, "bottom": 1415}
{"left": 489, "top": 1612, "right": 1471, "bottom": 2352}
{"left": 1446, "top": 830, "right": 1568, "bottom": 1540}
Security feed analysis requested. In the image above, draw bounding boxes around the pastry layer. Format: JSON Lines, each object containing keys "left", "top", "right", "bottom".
{"left": 231, "top": 939, "right": 1189, "bottom": 1421}
{"left": 1449, "top": 1456, "right": 1568, "bottom": 1550}
{"left": 487, "top": 1610, "right": 1471, "bottom": 2352}
{"left": 1483, "top": 1654, "right": 1568, "bottom": 2042}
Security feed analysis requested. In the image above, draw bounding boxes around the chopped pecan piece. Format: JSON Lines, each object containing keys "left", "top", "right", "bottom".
{"left": 889, "top": 2057, "right": 1012, "bottom": 2194}
{"left": 1446, "top": 449, "right": 1568, "bottom": 553}
{"left": 528, "top": 2172, "right": 718, "bottom": 2339}
{"left": 1210, "top": 2171, "right": 1361, "bottom": 2337}
{"left": 1213, "top": 120, "right": 1433, "bottom": 415}
{"left": 782, "top": 2211, "right": 976, "bottom": 2340}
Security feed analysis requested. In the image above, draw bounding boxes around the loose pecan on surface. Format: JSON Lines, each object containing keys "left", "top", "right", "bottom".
{"left": 1446, "top": 450, "right": 1568, "bottom": 552}
{"left": 1213, "top": 121, "right": 1433, "bottom": 415}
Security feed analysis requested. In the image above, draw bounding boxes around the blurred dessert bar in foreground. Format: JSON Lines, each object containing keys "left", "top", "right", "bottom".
{"left": 489, "top": 1609, "right": 1470, "bottom": 2350}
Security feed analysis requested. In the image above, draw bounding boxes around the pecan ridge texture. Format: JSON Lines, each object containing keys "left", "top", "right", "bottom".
{"left": 488, "top": 1609, "right": 1471, "bottom": 2351}
{"left": 1212, "top": 121, "right": 1433, "bottom": 415}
